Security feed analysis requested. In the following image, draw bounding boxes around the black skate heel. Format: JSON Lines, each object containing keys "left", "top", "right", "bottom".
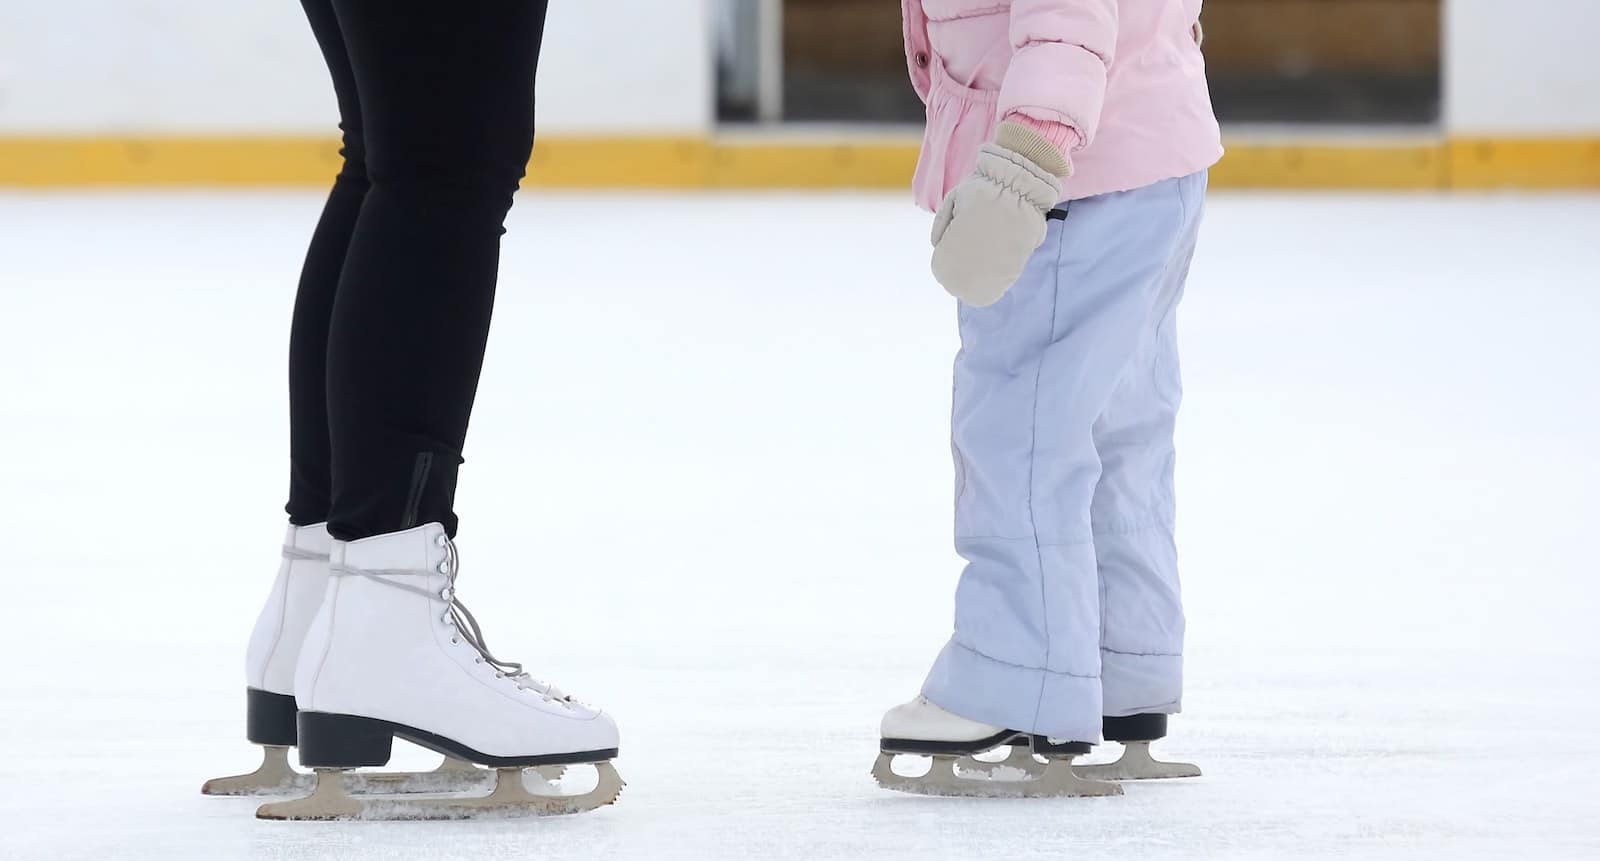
{"left": 208, "top": 700, "right": 554, "bottom": 799}
{"left": 1080, "top": 713, "right": 1201, "bottom": 781}
{"left": 296, "top": 711, "right": 395, "bottom": 769}
{"left": 1102, "top": 713, "right": 1167, "bottom": 743}
{"left": 201, "top": 688, "right": 308, "bottom": 796}
{"left": 245, "top": 688, "right": 299, "bottom": 747}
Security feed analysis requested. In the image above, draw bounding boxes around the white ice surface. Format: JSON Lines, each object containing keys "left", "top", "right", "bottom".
{"left": 1, "top": 190, "right": 1598, "bottom": 859}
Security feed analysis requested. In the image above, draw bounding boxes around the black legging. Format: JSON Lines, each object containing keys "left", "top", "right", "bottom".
{"left": 286, "top": 0, "right": 550, "bottom": 540}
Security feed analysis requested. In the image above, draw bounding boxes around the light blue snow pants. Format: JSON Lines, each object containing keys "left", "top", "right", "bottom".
{"left": 922, "top": 171, "right": 1206, "bottom": 742}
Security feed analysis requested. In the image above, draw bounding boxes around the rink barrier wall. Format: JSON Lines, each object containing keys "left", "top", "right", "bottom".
{"left": 0, "top": 135, "right": 1597, "bottom": 190}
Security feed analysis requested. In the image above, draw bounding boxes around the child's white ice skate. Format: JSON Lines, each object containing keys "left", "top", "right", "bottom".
{"left": 872, "top": 696, "right": 1121, "bottom": 798}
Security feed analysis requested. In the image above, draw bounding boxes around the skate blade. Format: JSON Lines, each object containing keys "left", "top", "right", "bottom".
{"left": 1073, "top": 742, "right": 1201, "bottom": 781}
{"left": 873, "top": 753, "right": 1121, "bottom": 799}
{"left": 202, "top": 746, "right": 306, "bottom": 796}
{"left": 347, "top": 758, "right": 566, "bottom": 794}
{"left": 203, "top": 747, "right": 565, "bottom": 797}
{"left": 954, "top": 746, "right": 1047, "bottom": 780}
{"left": 256, "top": 761, "right": 623, "bottom": 821}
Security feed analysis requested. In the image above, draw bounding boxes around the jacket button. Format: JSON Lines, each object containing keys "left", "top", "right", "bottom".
{"left": 915, "top": 52, "right": 930, "bottom": 69}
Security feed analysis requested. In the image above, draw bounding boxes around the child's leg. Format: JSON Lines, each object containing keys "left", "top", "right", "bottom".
{"left": 1091, "top": 174, "right": 1206, "bottom": 718}
{"left": 922, "top": 173, "right": 1204, "bottom": 742}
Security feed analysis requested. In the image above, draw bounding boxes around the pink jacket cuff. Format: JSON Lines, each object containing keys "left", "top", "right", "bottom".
{"left": 1002, "top": 112, "right": 1083, "bottom": 155}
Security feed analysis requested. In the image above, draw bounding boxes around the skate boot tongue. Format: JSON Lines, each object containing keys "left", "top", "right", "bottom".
{"left": 331, "top": 532, "right": 529, "bottom": 686}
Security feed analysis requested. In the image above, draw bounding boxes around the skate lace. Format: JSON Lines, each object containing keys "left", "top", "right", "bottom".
{"left": 329, "top": 537, "right": 570, "bottom": 704}
{"left": 281, "top": 545, "right": 329, "bottom": 562}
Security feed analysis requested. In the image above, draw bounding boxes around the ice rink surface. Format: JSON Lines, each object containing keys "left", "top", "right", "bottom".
{"left": 2, "top": 189, "right": 1598, "bottom": 860}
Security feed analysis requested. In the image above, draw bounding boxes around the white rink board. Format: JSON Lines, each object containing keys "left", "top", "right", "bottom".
{"left": 1444, "top": 0, "right": 1600, "bottom": 134}
{"left": 1, "top": 191, "right": 1598, "bottom": 859}
{"left": 0, "top": 0, "right": 713, "bottom": 134}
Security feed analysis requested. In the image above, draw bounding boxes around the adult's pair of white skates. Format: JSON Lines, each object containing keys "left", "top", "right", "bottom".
{"left": 874, "top": 696, "right": 1199, "bottom": 798}
{"left": 201, "top": 522, "right": 622, "bottom": 820}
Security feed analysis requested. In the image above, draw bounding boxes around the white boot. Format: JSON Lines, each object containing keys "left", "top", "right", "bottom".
{"left": 203, "top": 523, "right": 518, "bottom": 798}
{"left": 881, "top": 696, "right": 1010, "bottom": 750}
{"left": 257, "top": 523, "right": 622, "bottom": 820}
{"left": 245, "top": 523, "right": 332, "bottom": 725}
{"left": 202, "top": 524, "right": 331, "bottom": 796}
{"left": 873, "top": 696, "right": 1120, "bottom": 798}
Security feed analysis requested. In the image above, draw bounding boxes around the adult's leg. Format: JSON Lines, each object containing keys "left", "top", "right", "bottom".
{"left": 324, "top": 0, "right": 550, "bottom": 540}
{"left": 1092, "top": 172, "right": 1207, "bottom": 718}
{"left": 286, "top": 0, "right": 369, "bottom": 525}
{"left": 921, "top": 175, "right": 1196, "bottom": 742}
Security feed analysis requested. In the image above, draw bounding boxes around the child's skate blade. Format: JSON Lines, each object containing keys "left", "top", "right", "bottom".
{"left": 1073, "top": 742, "right": 1201, "bottom": 781}
{"left": 872, "top": 753, "right": 1121, "bottom": 798}
{"left": 954, "top": 746, "right": 1047, "bottom": 779}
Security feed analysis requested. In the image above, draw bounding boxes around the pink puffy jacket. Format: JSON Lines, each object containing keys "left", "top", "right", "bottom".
{"left": 904, "top": 0, "right": 1223, "bottom": 209}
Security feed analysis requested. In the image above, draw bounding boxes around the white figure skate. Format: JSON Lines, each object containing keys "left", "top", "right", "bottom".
{"left": 201, "top": 523, "right": 559, "bottom": 798}
{"left": 873, "top": 696, "right": 1121, "bottom": 798}
{"left": 256, "top": 523, "right": 622, "bottom": 820}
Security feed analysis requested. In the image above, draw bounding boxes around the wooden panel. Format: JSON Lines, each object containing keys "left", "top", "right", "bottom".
{"left": 784, "top": 0, "right": 909, "bottom": 74}
{"left": 782, "top": 0, "right": 1442, "bottom": 75}
{"left": 1174, "top": 0, "right": 1437, "bottom": 75}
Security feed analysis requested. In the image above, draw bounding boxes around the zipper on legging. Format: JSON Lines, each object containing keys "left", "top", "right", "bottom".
{"left": 401, "top": 451, "right": 433, "bottom": 530}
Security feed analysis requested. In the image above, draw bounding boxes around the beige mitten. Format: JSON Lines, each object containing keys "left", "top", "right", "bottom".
{"left": 930, "top": 121, "right": 1071, "bottom": 307}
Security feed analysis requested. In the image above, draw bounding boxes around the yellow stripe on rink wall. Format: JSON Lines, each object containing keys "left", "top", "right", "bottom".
{"left": 1448, "top": 138, "right": 1600, "bottom": 189}
{"left": 1, "top": 134, "right": 1598, "bottom": 190}
{"left": 1208, "top": 140, "right": 1448, "bottom": 190}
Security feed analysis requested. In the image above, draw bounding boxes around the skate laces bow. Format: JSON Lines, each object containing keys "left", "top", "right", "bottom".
{"left": 330, "top": 535, "right": 567, "bottom": 701}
